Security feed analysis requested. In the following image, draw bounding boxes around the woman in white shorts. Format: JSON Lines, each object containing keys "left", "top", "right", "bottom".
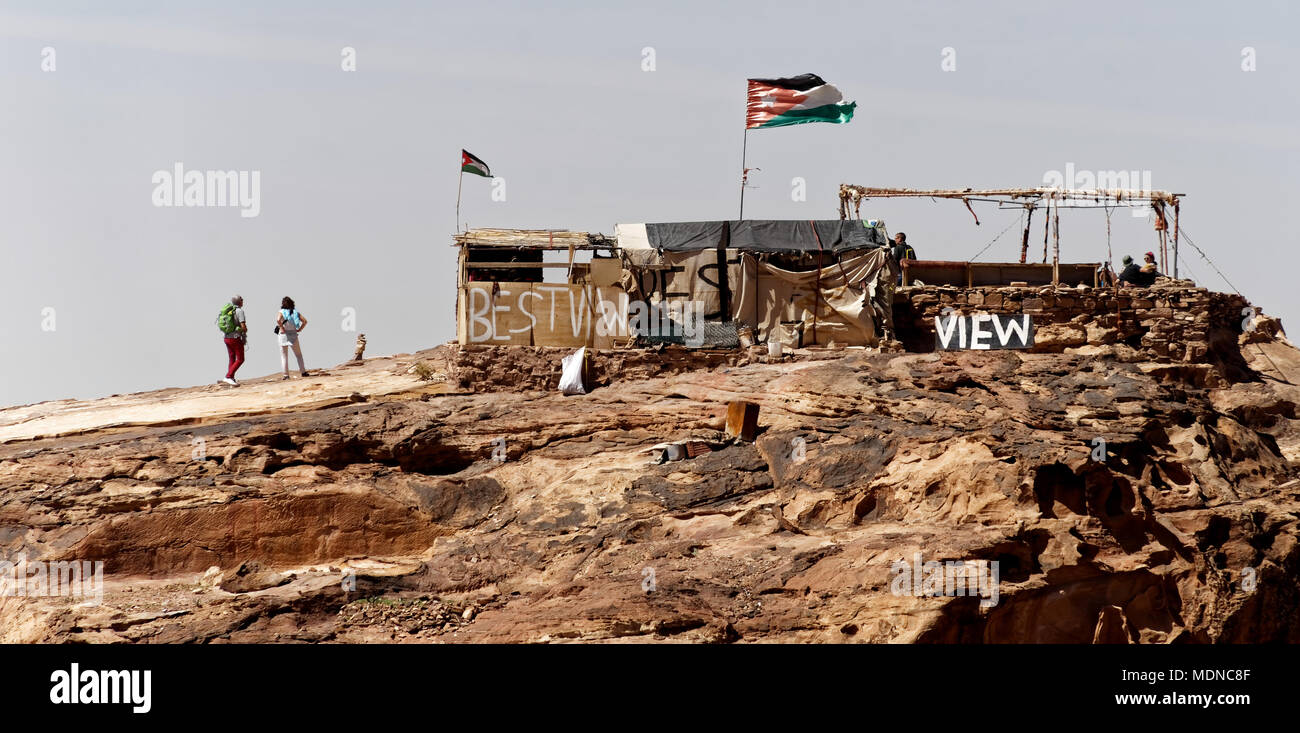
{"left": 276, "top": 296, "right": 309, "bottom": 379}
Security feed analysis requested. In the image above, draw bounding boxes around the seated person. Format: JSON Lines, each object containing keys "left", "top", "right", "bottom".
{"left": 1140, "top": 251, "right": 1161, "bottom": 276}
{"left": 1117, "top": 255, "right": 1157, "bottom": 287}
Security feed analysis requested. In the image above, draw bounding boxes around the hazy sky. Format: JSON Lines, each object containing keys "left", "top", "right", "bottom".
{"left": 1, "top": 0, "right": 1295, "bottom": 407}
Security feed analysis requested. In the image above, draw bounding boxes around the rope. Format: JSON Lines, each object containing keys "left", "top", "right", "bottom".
{"left": 809, "top": 220, "right": 824, "bottom": 344}
{"left": 1176, "top": 224, "right": 1243, "bottom": 296}
{"left": 1177, "top": 223, "right": 1291, "bottom": 384}
{"left": 968, "top": 209, "right": 1024, "bottom": 262}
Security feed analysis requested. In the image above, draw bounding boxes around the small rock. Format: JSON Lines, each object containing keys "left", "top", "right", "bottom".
{"left": 219, "top": 560, "right": 289, "bottom": 594}
{"left": 199, "top": 566, "right": 223, "bottom": 588}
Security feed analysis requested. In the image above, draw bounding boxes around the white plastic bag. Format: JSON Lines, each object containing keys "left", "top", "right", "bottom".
{"left": 559, "top": 347, "right": 587, "bottom": 395}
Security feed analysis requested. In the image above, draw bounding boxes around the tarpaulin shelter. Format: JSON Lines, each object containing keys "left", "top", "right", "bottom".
{"left": 615, "top": 220, "right": 896, "bottom": 348}
{"left": 454, "top": 221, "right": 897, "bottom": 349}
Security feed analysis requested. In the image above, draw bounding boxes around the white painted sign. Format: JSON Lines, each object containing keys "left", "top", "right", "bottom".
{"left": 935, "top": 313, "right": 1035, "bottom": 350}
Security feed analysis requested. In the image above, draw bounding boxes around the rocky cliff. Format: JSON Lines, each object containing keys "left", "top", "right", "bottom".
{"left": 1, "top": 289, "right": 1298, "bottom": 643}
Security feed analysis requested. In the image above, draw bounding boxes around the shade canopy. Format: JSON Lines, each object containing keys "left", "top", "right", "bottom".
{"left": 616, "top": 220, "right": 887, "bottom": 254}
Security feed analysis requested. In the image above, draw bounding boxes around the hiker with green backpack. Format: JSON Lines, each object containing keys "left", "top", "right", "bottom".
{"left": 217, "top": 295, "right": 248, "bottom": 386}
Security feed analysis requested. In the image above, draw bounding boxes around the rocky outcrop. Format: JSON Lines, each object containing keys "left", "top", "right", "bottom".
{"left": 1, "top": 302, "right": 1298, "bottom": 644}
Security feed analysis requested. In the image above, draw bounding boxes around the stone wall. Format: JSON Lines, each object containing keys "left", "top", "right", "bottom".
{"left": 447, "top": 344, "right": 751, "bottom": 393}
{"left": 441, "top": 283, "right": 1257, "bottom": 392}
{"left": 891, "top": 282, "right": 1250, "bottom": 364}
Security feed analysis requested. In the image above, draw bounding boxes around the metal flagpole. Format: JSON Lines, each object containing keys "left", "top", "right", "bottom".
{"left": 456, "top": 168, "right": 464, "bottom": 233}
{"left": 739, "top": 128, "right": 749, "bottom": 220}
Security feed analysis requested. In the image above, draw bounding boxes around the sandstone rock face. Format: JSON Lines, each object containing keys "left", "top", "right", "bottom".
{"left": 1030, "top": 323, "right": 1087, "bottom": 353}
{"left": 1, "top": 324, "right": 1298, "bottom": 644}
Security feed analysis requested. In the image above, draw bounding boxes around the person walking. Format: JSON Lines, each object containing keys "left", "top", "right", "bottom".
{"left": 275, "top": 296, "right": 310, "bottom": 379}
{"left": 218, "top": 295, "right": 248, "bottom": 386}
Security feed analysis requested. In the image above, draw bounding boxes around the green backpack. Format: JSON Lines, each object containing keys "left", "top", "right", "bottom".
{"left": 216, "top": 303, "right": 240, "bottom": 335}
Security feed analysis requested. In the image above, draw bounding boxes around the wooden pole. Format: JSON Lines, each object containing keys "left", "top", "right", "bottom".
{"left": 455, "top": 169, "right": 464, "bottom": 233}
{"left": 809, "top": 221, "right": 824, "bottom": 345}
{"left": 1105, "top": 205, "right": 1114, "bottom": 286}
{"left": 1156, "top": 202, "right": 1168, "bottom": 273}
{"left": 1173, "top": 199, "right": 1181, "bottom": 279}
{"left": 1165, "top": 231, "right": 1169, "bottom": 275}
{"left": 839, "top": 185, "right": 1183, "bottom": 202}
{"left": 1052, "top": 200, "right": 1060, "bottom": 288}
{"left": 1019, "top": 205, "right": 1034, "bottom": 264}
{"left": 739, "top": 128, "right": 749, "bottom": 220}
{"left": 1042, "top": 197, "right": 1051, "bottom": 263}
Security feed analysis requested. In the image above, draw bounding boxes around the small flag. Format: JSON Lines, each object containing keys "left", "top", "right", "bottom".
{"left": 746, "top": 73, "right": 856, "bottom": 130}
{"left": 461, "top": 149, "right": 491, "bottom": 177}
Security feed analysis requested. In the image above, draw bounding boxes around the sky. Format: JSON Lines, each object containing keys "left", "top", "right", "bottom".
{"left": 1, "top": 0, "right": 1296, "bottom": 407}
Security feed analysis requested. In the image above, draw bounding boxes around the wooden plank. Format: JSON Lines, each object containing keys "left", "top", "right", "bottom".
{"left": 453, "top": 229, "right": 614, "bottom": 251}
{"left": 464, "top": 262, "right": 575, "bottom": 269}
{"left": 456, "top": 248, "right": 467, "bottom": 343}
{"left": 589, "top": 258, "right": 622, "bottom": 287}
{"left": 531, "top": 284, "right": 594, "bottom": 347}
{"left": 725, "top": 401, "right": 759, "bottom": 442}
{"left": 459, "top": 282, "right": 534, "bottom": 346}
{"left": 840, "top": 185, "right": 1183, "bottom": 203}
{"left": 456, "top": 243, "right": 610, "bottom": 251}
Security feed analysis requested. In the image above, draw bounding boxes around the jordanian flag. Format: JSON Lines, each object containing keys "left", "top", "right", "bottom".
{"left": 746, "top": 74, "right": 856, "bottom": 130}
{"left": 461, "top": 149, "right": 491, "bottom": 177}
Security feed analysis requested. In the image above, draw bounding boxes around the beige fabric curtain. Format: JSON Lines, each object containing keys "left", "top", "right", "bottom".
{"left": 617, "top": 246, "right": 895, "bottom": 348}
{"left": 749, "top": 248, "right": 895, "bottom": 347}
{"left": 621, "top": 249, "right": 756, "bottom": 324}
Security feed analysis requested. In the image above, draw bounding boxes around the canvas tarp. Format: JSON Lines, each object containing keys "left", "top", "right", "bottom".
{"left": 730, "top": 220, "right": 885, "bottom": 254}
{"left": 620, "top": 249, "right": 756, "bottom": 323}
{"left": 613, "top": 223, "right": 652, "bottom": 251}
{"left": 621, "top": 220, "right": 887, "bottom": 254}
{"left": 750, "top": 247, "right": 896, "bottom": 347}
{"left": 617, "top": 246, "right": 895, "bottom": 347}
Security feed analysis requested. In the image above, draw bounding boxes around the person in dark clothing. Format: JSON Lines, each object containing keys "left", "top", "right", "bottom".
{"left": 892, "top": 232, "right": 916, "bottom": 284}
{"left": 892, "top": 232, "right": 916, "bottom": 263}
{"left": 1118, "top": 255, "right": 1156, "bottom": 287}
{"left": 1117, "top": 255, "right": 1140, "bottom": 284}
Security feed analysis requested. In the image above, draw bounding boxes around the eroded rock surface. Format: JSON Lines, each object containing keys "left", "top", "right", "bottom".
{"left": 2, "top": 334, "right": 1298, "bottom": 643}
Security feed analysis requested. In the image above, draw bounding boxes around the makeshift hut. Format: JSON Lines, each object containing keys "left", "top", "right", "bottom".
{"left": 454, "top": 220, "right": 897, "bottom": 349}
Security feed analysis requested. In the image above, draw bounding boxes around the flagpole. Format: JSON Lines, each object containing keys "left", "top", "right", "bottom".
{"left": 455, "top": 168, "right": 464, "bottom": 233}
{"left": 739, "top": 128, "right": 748, "bottom": 220}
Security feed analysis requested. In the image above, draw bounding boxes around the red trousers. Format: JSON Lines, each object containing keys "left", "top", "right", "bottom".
{"left": 224, "top": 337, "right": 245, "bottom": 379}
